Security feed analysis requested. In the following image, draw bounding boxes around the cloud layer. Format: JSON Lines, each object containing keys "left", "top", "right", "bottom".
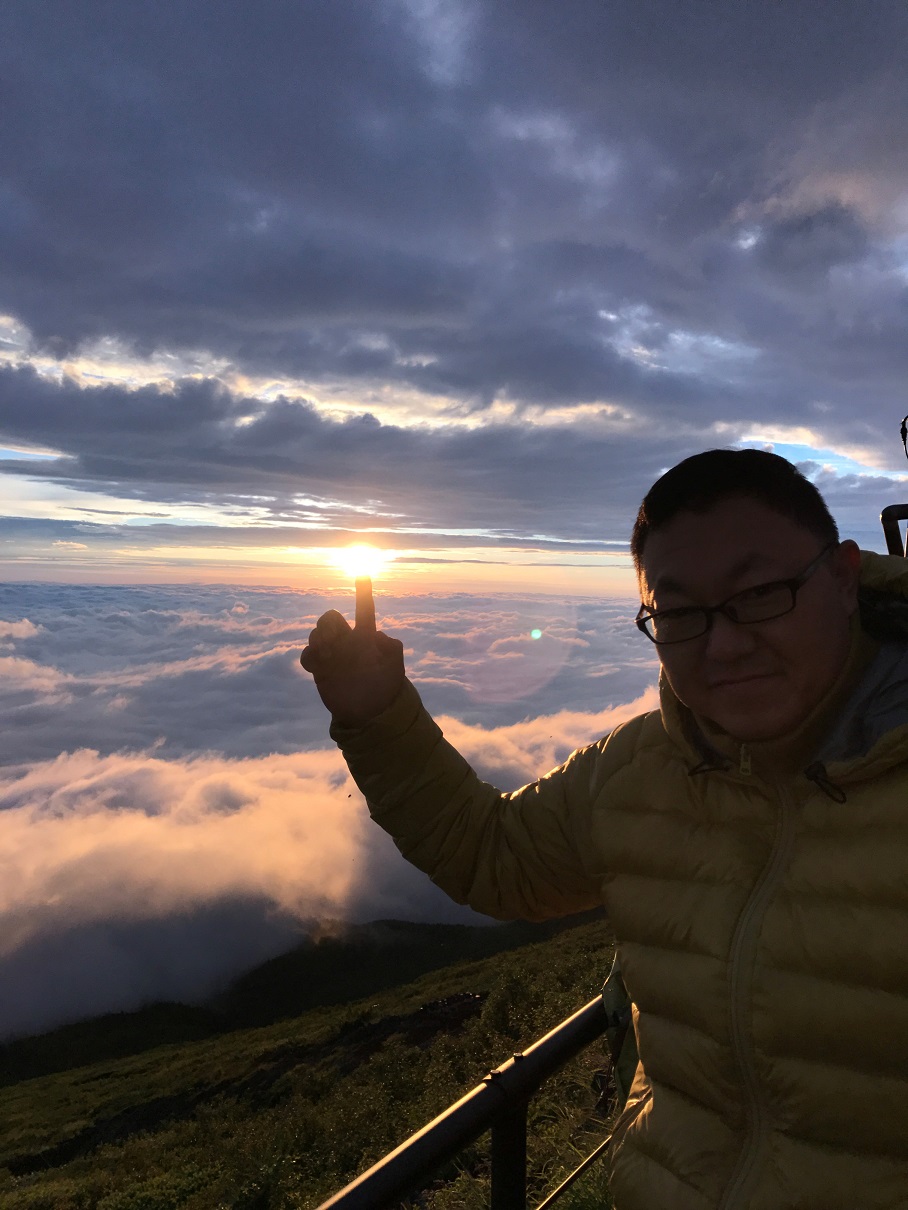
{"left": 0, "top": 582, "right": 657, "bottom": 1036}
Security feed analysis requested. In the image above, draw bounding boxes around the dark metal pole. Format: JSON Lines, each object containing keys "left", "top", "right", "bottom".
{"left": 490, "top": 1099, "right": 528, "bottom": 1210}
{"left": 533, "top": 1132, "right": 613, "bottom": 1210}
{"left": 881, "top": 505, "right": 908, "bottom": 557}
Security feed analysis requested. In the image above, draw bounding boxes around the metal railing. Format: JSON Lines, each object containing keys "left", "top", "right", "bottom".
{"left": 317, "top": 994, "right": 618, "bottom": 1210}
{"left": 881, "top": 505, "right": 908, "bottom": 557}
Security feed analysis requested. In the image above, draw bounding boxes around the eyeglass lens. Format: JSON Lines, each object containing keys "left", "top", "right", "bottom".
{"left": 645, "top": 583, "right": 796, "bottom": 643}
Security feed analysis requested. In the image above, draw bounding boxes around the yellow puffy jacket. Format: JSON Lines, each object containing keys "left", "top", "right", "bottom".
{"left": 332, "top": 553, "right": 908, "bottom": 1210}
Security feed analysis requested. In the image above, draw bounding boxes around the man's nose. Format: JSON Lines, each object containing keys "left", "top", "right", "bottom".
{"left": 702, "top": 610, "right": 759, "bottom": 659}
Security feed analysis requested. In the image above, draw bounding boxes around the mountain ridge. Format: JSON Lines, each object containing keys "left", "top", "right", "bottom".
{"left": 1, "top": 910, "right": 603, "bottom": 1088}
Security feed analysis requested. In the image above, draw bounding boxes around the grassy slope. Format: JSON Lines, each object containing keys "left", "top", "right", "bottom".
{"left": 0, "top": 918, "right": 618, "bottom": 1210}
{"left": 1, "top": 915, "right": 601, "bottom": 1088}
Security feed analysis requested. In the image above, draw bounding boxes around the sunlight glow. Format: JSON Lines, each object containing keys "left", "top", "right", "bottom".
{"left": 332, "top": 544, "right": 392, "bottom": 580}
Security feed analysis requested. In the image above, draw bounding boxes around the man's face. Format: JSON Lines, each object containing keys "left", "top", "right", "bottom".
{"left": 638, "top": 497, "right": 862, "bottom": 742}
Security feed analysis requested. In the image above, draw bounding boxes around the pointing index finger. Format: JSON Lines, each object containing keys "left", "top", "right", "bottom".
{"left": 355, "top": 576, "right": 376, "bottom": 633}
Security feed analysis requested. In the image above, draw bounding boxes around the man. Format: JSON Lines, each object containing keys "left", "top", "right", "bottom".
{"left": 301, "top": 449, "right": 908, "bottom": 1209}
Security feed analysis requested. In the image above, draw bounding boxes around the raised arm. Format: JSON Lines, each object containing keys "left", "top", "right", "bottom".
{"left": 330, "top": 679, "right": 608, "bottom": 921}
{"left": 301, "top": 588, "right": 605, "bottom": 920}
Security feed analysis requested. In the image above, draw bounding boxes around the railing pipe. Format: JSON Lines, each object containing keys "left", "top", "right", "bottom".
{"left": 317, "top": 996, "right": 607, "bottom": 1210}
{"left": 881, "top": 505, "right": 908, "bottom": 557}
{"left": 534, "top": 1133, "right": 614, "bottom": 1210}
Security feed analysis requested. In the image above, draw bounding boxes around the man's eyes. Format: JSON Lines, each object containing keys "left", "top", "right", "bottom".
{"left": 652, "top": 581, "right": 787, "bottom": 617}
{"left": 733, "top": 580, "right": 786, "bottom": 603}
{"left": 653, "top": 606, "right": 701, "bottom": 621}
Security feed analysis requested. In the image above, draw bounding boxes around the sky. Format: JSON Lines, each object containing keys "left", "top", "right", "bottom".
{"left": 3, "top": 0, "right": 908, "bottom": 1036}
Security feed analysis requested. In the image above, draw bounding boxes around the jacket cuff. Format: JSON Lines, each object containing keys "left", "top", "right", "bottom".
{"left": 329, "top": 678, "right": 429, "bottom": 754}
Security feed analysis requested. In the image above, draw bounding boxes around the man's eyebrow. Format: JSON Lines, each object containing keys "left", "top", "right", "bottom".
{"left": 649, "top": 574, "right": 686, "bottom": 597}
{"left": 649, "top": 552, "right": 769, "bottom": 600}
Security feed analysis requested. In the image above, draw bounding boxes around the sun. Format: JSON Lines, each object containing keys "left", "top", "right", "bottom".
{"left": 332, "top": 544, "right": 391, "bottom": 580}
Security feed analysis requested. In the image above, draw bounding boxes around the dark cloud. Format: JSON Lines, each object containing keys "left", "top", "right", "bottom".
{"left": 0, "top": 364, "right": 702, "bottom": 541}
{"left": 0, "top": 0, "right": 907, "bottom": 457}
{"left": 3, "top": 363, "right": 905, "bottom": 559}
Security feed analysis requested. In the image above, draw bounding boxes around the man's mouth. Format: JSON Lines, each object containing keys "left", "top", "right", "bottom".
{"left": 709, "top": 672, "right": 778, "bottom": 690}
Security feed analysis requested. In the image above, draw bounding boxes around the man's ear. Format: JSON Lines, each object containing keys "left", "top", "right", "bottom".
{"left": 831, "top": 539, "right": 862, "bottom": 610}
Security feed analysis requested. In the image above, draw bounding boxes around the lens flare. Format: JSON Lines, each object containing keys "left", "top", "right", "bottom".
{"left": 333, "top": 544, "right": 391, "bottom": 580}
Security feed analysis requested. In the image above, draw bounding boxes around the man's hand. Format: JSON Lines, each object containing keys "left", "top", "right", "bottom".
{"left": 300, "top": 577, "right": 405, "bottom": 726}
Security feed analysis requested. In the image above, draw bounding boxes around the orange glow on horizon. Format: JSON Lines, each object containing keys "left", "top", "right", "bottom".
{"left": 0, "top": 540, "right": 638, "bottom": 597}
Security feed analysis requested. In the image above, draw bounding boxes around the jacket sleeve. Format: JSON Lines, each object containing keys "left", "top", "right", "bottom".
{"left": 330, "top": 679, "right": 611, "bottom": 921}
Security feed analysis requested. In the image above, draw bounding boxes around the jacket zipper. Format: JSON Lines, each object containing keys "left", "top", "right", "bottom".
{"left": 717, "top": 783, "right": 795, "bottom": 1210}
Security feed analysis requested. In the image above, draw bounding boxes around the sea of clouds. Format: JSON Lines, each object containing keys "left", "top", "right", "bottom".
{"left": 0, "top": 581, "right": 658, "bottom": 1037}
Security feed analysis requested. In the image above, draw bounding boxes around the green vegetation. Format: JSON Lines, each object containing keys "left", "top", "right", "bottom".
{"left": 1, "top": 916, "right": 601, "bottom": 1088}
{"left": 0, "top": 917, "right": 618, "bottom": 1209}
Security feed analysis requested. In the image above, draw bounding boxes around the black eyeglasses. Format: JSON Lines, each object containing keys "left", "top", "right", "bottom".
{"left": 636, "top": 543, "right": 836, "bottom": 645}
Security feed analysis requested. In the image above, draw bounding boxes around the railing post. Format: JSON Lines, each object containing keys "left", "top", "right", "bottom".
{"left": 490, "top": 1098, "right": 528, "bottom": 1210}
{"left": 881, "top": 504, "right": 908, "bottom": 557}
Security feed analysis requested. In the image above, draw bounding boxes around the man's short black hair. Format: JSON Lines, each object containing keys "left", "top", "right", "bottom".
{"left": 631, "top": 448, "right": 840, "bottom": 572}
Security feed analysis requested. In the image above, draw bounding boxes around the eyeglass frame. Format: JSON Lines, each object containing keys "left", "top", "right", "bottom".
{"left": 635, "top": 542, "right": 837, "bottom": 645}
